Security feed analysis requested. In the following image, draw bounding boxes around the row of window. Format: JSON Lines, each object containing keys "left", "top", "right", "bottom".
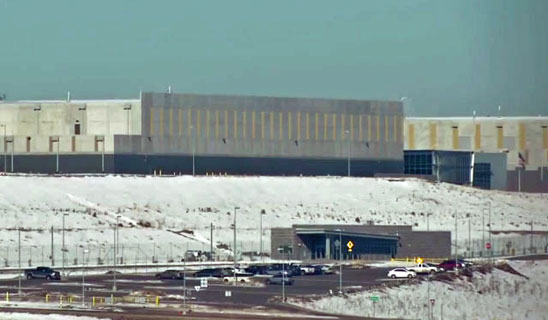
{"left": 148, "top": 108, "right": 403, "bottom": 143}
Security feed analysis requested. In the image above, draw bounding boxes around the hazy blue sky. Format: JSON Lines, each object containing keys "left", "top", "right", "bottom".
{"left": 1, "top": 0, "right": 547, "bottom": 116}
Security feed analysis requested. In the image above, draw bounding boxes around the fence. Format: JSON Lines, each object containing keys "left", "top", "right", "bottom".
{"left": 455, "top": 233, "right": 548, "bottom": 259}
{"left": 0, "top": 240, "right": 271, "bottom": 270}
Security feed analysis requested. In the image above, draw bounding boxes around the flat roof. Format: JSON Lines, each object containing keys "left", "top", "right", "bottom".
{"left": 295, "top": 228, "right": 399, "bottom": 241}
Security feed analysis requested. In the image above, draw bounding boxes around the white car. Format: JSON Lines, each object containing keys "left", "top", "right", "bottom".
{"left": 223, "top": 273, "right": 253, "bottom": 283}
{"left": 387, "top": 268, "right": 417, "bottom": 279}
{"left": 300, "top": 266, "right": 316, "bottom": 275}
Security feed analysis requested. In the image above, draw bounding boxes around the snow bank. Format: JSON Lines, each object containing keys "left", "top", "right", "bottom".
{"left": 0, "top": 312, "right": 109, "bottom": 320}
{"left": 0, "top": 175, "right": 546, "bottom": 262}
{"left": 295, "top": 261, "right": 548, "bottom": 320}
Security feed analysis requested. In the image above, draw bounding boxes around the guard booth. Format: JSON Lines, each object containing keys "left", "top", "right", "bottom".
{"left": 293, "top": 228, "right": 399, "bottom": 260}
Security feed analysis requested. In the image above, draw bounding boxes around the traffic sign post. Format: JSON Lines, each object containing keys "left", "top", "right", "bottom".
{"left": 346, "top": 240, "right": 354, "bottom": 252}
{"left": 370, "top": 296, "right": 379, "bottom": 317}
{"left": 200, "top": 278, "right": 208, "bottom": 288}
{"left": 486, "top": 242, "right": 491, "bottom": 250}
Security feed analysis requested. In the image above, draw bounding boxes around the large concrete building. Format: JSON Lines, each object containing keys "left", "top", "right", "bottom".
{"left": 405, "top": 117, "right": 548, "bottom": 192}
{"left": 0, "top": 92, "right": 404, "bottom": 175}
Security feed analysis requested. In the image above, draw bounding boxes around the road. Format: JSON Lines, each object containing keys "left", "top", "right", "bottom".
{"left": 0, "top": 266, "right": 402, "bottom": 319}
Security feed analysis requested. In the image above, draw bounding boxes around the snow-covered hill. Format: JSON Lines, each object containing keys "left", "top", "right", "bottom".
{"left": 0, "top": 175, "right": 546, "bottom": 264}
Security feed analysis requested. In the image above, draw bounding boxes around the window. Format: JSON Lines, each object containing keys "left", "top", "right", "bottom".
{"left": 74, "top": 121, "right": 81, "bottom": 135}
{"left": 473, "top": 163, "right": 491, "bottom": 190}
{"left": 404, "top": 151, "right": 433, "bottom": 175}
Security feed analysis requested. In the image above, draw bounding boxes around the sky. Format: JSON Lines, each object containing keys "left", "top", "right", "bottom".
{"left": 0, "top": 0, "right": 547, "bottom": 116}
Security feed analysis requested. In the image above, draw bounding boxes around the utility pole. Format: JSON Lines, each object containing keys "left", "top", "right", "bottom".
{"left": 482, "top": 209, "right": 485, "bottom": 258}
{"left": 18, "top": 227, "right": 21, "bottom": 295}
{"left": 210, "top": 223, "right": 214, "bottom": 260}
{"left": 338, "top": 229, "right": 343, "bottom": 294}
{"left": 82, "top": 249, "right": 89, "bottom": 307}
{"left": 233, "top": 206, "right": 240, "bottom": 284}
{"left": 455, "top": 212, "right": 458, "bottom": 276}
{"left": 113, "top": 215, "right": 120, "bottom": 292}
{"left": 260, "top": 210, "right": 264, "bottom": 262}
{"left": 183, "top": 242, "right": 187, "bottom": 313}
{"left": 62, "top": 213, "right": 68, "bottom": 276}
{"left": 488, "top": 202, "right": 492, "bottom": 261}
{"left": 50, "top": 226, "right": 54, "bottom": 266}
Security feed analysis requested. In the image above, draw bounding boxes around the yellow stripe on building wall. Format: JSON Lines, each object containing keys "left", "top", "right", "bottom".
{"left": 297, "top": 112, "right": 301, "bottom": 140}
{"left": 323, "top": 114, "right": 328, "bottom": 140}
{"left": 169, "top": 108, "right": 173, "bottom": 136}
{"left": 242, "top": 111, "right": 247, "bottom": 139}
{"left": 376, "top": 116, "right": 380, "bottom": 142}
{"left": 233, "top": 110, "right": 238, "bottom": 139}
{"left": 224, "top": 110, "right": 228, "bottom": 138}
{"left": 251, "top": 111, "right": 256, "bottom": 139}
{"left": 305, "top": 113, "right": 310, "bottom": 140}
{"left": 206, "top": 110, "right": 210, "bottom": 138}
{"left": 349, "top": 114, "right": 354, "bottom": 141}
{"left": 452, "top": 126, "right": 459, "bottom": 149}
{"left": 408, "top": 124, "right": 415, "bottom": 149}
{"left": 384, "top": 116, "right": 389, "bottom": 142}
{"left": 215, "top": 111, "right": 219, "bottom": 138}
{"left": 261, "top": 112, "right": 265, "bottom": 140}
{"left": 187, "top": 109, "right": 192, "bottom": 136}
{"left": 270, "top": 112, "right": 274, "bottom": 140}
{"left": 359, "top": 115, "right": 363, "bottom": 141}
{"left": 367, "top": 115, "right": 372, "bottom": 142}
{"left": 543, "top": 126, "right": 548, "bottom": 149}
{"left": 393, "top": 116, "right": 398, "bottom": 142}
{"left": 497, "top": 126, "right": 503, "bottom": 149}
{"left": 518, "top": 123, "right": 526, "bottom": 149}
{"left": 279, "top": 112, "right": 283, "bottom": 140}
{"left": 315, "top": 113, "right": 319, "bottom": 140}
{"left": 429, "top": 123, "right": 437, "bottom": 149}
{"left": 341, "top": 114, "right": 345, "bottom": 139}
{"left": 178, "top": 109, "right": 183, "bottom": 136}
{"left": 288, "top": 112, "right": 292, "bottom": 140}
{"left": 196, "top": 110, "right": 201, "bottom": 138}
{"left": 159, "top": 108, "right": 164, "bottom": 135}
{"left": 149, "top": 108, "right": 155, "bottom": 135}
{"left": 332, "top": 114, "right": 337, "bottom": 140}
{"left": 474, "top": 124, "right": 481, "bottom": 149}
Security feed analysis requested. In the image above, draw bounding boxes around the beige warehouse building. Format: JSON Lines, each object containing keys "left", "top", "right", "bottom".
{"left": 404, "top": 117, "right": 548, "bottom": 192}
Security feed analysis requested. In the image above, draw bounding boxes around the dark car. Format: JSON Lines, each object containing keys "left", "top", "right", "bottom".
{"left": 155, "top": 270, "right": 184, "bottom": 280}
{"left": 193, "top": 268, "right": 225, "bottom": 278}
{"left": 438, "top": 260, "right": 464, "bottom": 271}
{"left": 24, "top": 267, "right": 61, "bottom": 280}
{"left": 266, "top": 274, "right": 294, "bottom": 285}
{"left": 245, "top": 265, "right": 269, "bottom": 275}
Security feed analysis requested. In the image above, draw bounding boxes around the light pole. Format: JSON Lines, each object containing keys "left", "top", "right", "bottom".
{"left": 191, "top": 125, "right": 196, "bottom": 176}
{"left": 62, "top": 213, "right": 68, "bottom": 276}
{"left": 233, "top": 206, "right": 240, "bottom": 284}
{"left": 18, "top": 227, "right": 21, "bottom": 295}
{"left": 82, "top": 248, "right": 89, "bottom": 307}
{"left": 260, "top": 210, "right": 265, "bottom": 262}
{"left": 345, "top": 130, "right": 350, "bottom": 177}
{"left": 113, "top": 215, "right": 120, "bottom": 292}
{"left": 336, "top": 229, "right": 343, "bottom": 294}
{"left": 1, "top": 124, "right": 6, "bottom": 173}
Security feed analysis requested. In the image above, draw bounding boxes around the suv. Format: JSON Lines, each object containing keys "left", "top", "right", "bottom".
{"left": 155, "top": 270, "right": 184, "bottom": 280}
{"left": 24, "top": 267, "right": 61, "bottom": 280}
{"left": 193, "top": 268, "right": 225, "bottom": 278}
{"left": 266, "top": 274, "right": 294, "bottom": 285}
{"left": 438, "top": 260, "right": 464, "bottom": 271}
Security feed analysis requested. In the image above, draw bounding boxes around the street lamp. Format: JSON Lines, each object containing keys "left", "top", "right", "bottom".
{"left": 1, "top": 124, "right": 6, "bottom": 173}
{"left": 62, "top": 213, "right": 68, "bottom": 276}
{"left": 82, "top": 248, "right": 89, "bottom": 307}
{"left": 113, "top": 215, "right": 120, "bottom": 292}
{"left": 233, "top": 206, "right": 240, "bottom": 284}
{"left": 335, "top": 229, "right": 343, "bottom": 294}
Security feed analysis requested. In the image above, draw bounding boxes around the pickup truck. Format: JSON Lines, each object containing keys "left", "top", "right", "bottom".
{"left": 24, "top": 267, "right": 61, "bottom": 280}
{"left": 406, "top": 263, "right": 440, "bottom": 274}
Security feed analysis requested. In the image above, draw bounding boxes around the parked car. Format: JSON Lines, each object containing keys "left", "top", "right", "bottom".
{"left": 245, "top": 265, "right": 269, "bottom": 275}
{"left": 315, "top": 264, "right": 335, "bottom": 274}
{"left": 193, "top": 268, "right": 225, "bottom": 278}
{"left": 155, "top": 270, "right": 184, "bottom": 280}
{"left": 223, "top": 273, "right": 254, "bottom": 283}
{"left": 265, "top": 274, "right": 294, "bottom": 285}
{"left": 300, "top": 265, "right": 317, "bottom": 275}
{"left": 265, "top": 265, "right": 290, "bottom": 276}
{"left": 387, "top": 268, "right": 416, "bottom": 279}
{"left": 406, "top": 263, "right": 440, "bottom": 274}
{"left": 24, "top": 267, "right": 61, "bottom": 280}
{"left": 437, "top": 260, "right": 464, "bottom": 271}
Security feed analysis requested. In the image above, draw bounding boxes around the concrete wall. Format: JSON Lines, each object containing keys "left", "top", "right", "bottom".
{"left": 0, "top": 99, "right": 141, "bottom": 155}
{"left": 128, "top": 93, "right": 404, "bottom": 161}
{"left": 405, "top": 117, "right": 548, "bottom": 192}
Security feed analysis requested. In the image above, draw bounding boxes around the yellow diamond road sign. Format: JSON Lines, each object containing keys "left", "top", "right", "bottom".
{"left": 347, "top": 240, "right": 354, "bottom": 252}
